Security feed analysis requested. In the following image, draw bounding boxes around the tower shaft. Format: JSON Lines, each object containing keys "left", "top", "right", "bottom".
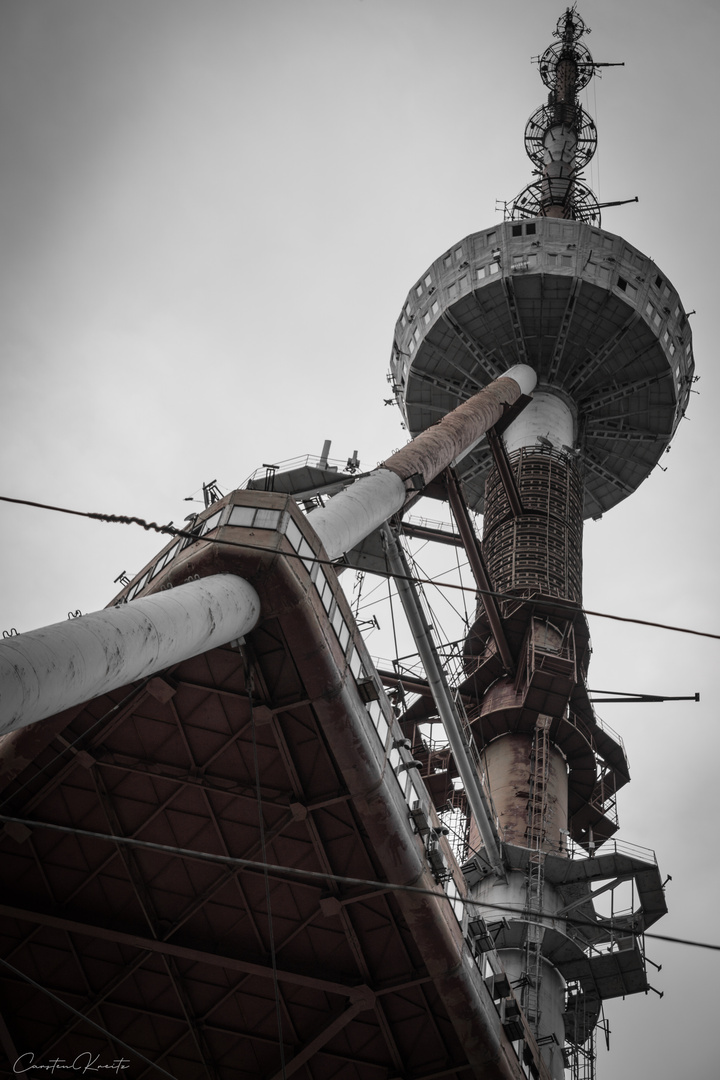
{"left": 389, "top": 8, "right": 686, "bottom": 1077}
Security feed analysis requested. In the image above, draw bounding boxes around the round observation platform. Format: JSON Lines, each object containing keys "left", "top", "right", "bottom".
{"left": 389, "top": 218, "right": 695, "bottom": 518}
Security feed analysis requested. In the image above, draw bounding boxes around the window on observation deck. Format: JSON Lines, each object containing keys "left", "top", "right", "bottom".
{"left": 617, "top": 277, "right": 638, "bottom": 301}
{"left": 663, "top": 330, "right": 677, "bottom": 357}
{"left": 654, "top": 275, "right": 672, "bottom": 301}
{"left": 645, "top": 301, "right": 662, "bottom": 328}
{"left": 511, "top": 222, "right": 537, "bottom": 237}
{"left": 591, "top": 231, "right": 613, "bottom": 249}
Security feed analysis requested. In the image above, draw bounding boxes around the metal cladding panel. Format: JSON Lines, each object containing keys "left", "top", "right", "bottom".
{"left": 389, "top": 219, "right": 694, "bottom": 518}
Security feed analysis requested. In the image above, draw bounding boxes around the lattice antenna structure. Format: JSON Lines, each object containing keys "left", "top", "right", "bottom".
{"left": 511, "top": 8, "right": 601, "bottom": 224}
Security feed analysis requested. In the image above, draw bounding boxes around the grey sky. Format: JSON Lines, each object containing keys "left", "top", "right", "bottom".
{"left": 0, "top": 1, "right": 718, "bottom": 1076}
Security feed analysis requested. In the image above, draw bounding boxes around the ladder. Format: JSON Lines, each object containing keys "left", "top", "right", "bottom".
{"left": 567, "top": 1028, "right": 596, "bottom": 1080}
{"left": 524, "top": 715, "right": 551, "bottom": 1031}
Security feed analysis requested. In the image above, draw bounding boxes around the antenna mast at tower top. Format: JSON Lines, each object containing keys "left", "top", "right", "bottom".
{"left": 512, "top": 7, "right": 602, "bottom": 223}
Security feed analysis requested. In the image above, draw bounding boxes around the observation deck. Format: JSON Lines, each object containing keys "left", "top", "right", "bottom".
{"left": 389, "top": 217, "right": 695, "bottom": 518}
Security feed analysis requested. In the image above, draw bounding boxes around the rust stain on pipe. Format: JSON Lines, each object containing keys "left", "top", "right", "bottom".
{"left": 383, "top": 377, "right": 523, "bottom": 490}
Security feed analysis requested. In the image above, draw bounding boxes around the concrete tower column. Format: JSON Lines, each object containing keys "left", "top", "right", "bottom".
{"left": 468, "top": 734, "right": 569, "bottom": 854}
{"left": 465, "top": 390, "right": 581, "bottom": 1080}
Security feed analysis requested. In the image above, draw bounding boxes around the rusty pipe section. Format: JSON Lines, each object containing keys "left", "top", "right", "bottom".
{"left": 310, "top": 365, "right": 536, "bottom": 561}
{"left": 0, "top": 574, "right": 261, "bottom": 734}
{"left": 383, "top": 365, "right": 536, "bottom": 487}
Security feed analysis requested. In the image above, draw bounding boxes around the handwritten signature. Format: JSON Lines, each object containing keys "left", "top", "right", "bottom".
{"left": 13, "top": 1053, "right": 130, "bottom": 1074}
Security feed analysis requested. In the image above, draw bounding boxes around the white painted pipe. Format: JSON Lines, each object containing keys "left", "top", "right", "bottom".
{"left": 0, "top": 574, "right": 261, "bottom": 735}
{"left": 502, "top": 363, "right": 537, "bottom": 397}
{"left": 310, "top": 468, "right": 407, "bottom": 563}
{"left": 502, "top": 390, "right": 575, "bottom": 455}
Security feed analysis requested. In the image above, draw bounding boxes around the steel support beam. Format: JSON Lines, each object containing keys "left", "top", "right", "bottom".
{"left": 380, "top": 525, "right": 505, "bottom": 878}
{"left": 401, "top": 522, "right": 463, "bottom": 547}
{"left": 0, "top": 902, "right": 372, "bottom": 1000}
{"left": 444, "top": 469, "right": 515, "bottom": 673}
{"left": 267, "top": 999, "right": 373, "bottom": 1080}
{"left": 485, "top": 428, "right": 525, "bottom": 518}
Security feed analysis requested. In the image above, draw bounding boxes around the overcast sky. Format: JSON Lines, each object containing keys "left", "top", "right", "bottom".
{"left": 0, "top": 1, "right": 718, "bottom": 1077}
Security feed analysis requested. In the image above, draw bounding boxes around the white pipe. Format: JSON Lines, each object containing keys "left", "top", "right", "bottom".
{"left": 310, "top": 468, "right": 407, "bottom": 563}
{"left": 0, "top": 574, "right": 261, "bottom": 735}
{"left": 502, "top": 391, "right": 575, "bottom": 454}
{"left": 502, "top": 363, "right": 537, "bottom": 397}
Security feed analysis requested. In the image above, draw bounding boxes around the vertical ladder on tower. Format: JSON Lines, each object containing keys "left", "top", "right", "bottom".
{"left": 524, "top": 715, "right": 552, "bottom": 1031}
{"left": 567, "top": 1026, "right": 597, "bottom": 1080}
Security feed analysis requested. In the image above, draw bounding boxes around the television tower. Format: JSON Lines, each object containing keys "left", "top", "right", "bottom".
{"left": 387, "top": 7, "right": 693, "bottom": 1077}
{"left": 0, "top": 9, "right": 693, "bottom": 1080}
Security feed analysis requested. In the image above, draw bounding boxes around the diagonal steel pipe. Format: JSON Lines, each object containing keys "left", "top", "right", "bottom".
{"left": 0, "top": 574, "right": 260, "bottom": 734}
{"left": 309, "top": 365, "right": 536, "bottom": 561}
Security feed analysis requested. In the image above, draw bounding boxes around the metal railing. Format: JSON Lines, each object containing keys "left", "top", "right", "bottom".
{"left": 565, "top": 834, "right": 658, "bottom": 865}
{"left": 240, "top": 452, "right": 361, "bottom": 488}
